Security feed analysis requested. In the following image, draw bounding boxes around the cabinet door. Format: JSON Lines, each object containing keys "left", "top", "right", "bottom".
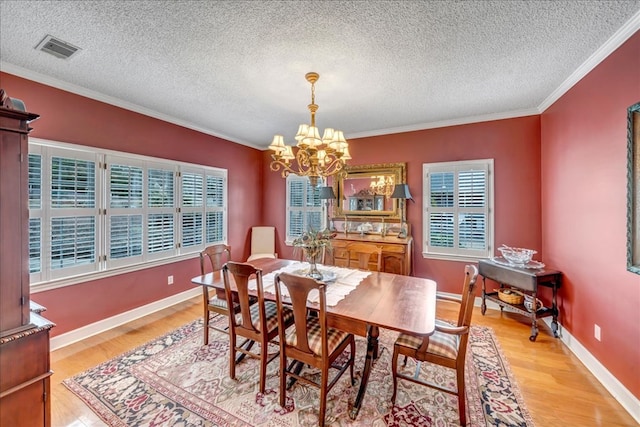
{"left": 0, "top": 379, "right": 47, "bottom": 427}
{"left": 381, "top": 253, "right": 404, "bottom": 275}
{"left": 0, "top": 125, "right": 29, "bottom": 332}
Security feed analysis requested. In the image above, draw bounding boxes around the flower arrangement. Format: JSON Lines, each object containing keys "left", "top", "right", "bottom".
{"left": 293, "top": 228, "right": 336, "bottom": 280}
{"left": 292, "top": 228, "right": 336, "bottom": 262}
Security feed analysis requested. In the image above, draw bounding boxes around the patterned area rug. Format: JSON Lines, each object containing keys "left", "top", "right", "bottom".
{"left": 64, "top": 319, "right": 534, "bottom": 426}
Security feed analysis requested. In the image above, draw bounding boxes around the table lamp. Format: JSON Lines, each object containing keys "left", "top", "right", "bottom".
{"left": 391, "top": 184, "right": 413, "bottom": 238}
{"left": 318, "top": 186, "right": 336, "bottom": 231}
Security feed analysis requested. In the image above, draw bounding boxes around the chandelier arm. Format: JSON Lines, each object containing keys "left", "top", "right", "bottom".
{"left": 296, "top": 147, "right": 310, "bottom": 168}
{"left": 270, "top": 159, "right": 297, "bottom": 177}
{"left": 317, "top": 158, "right": 346, "bottom": 178}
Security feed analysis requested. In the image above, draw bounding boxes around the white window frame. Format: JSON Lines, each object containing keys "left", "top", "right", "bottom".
{"left": 422, "top": 159, "right": 494, "bottom": 261}
{"left": 28, "top": 138, "right": 227, "bottom": 292}
{"left": 285, "top": 175, "right": 325, "bottom": 244}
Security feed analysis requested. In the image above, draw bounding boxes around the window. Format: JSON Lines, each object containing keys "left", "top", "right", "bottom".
{"left": 423, "top": 159, "right": 494, "bottom": 260}
{"left": 285, "top": 175, "right": 324, "bottom": 243}
{"left": 28, "top": 138, "right": 227, "bottom": 289}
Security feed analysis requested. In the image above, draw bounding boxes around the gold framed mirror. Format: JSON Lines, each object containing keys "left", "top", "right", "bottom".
{"left": 333, "top": 162, "right": 406, "bottom": 220}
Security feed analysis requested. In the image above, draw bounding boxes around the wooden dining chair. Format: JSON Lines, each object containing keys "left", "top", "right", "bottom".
{"left": 274, "top": 272, "right": 356, "bottom": 427}
{"left": 345, "top": 242, "right": 383, "bottom": 271}
{"left": 390, "top": 264, "right": 479, "bottom": 426}
{"left": 199, "top": 244, "right": 237, "bottom": 345}
{"left": 222, "top": 261, "right": 294, "bottom": 393}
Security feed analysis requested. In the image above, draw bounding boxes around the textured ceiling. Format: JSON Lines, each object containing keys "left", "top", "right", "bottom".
{"left": 1, "top": 1, "right": 639, "bottom": 149}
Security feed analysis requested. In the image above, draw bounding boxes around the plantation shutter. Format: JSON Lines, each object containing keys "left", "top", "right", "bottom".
{"left": 458, "top": 169, "right": 487, "bottom": 250}
{"left": 147, "top": 167, "right": 176, "bottom": 258}
{"left": 49, "top": 152, "right": 99, "bottom": 278}
{"left": 286, "top": 175, "right": 324, "bottom": 242}
{"left": 28, "top": 153, "right": 42, "bottom": 277}
{"left": 181, "top": 171, "right": 204, "bottom": 249}
{"left": 424, "top": 160, "right": 493, "bottom": 259}
{"left": 206, "top": 174, "right": 225, "bottom": 244}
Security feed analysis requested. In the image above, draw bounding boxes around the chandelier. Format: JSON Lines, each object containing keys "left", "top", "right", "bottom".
{"left": 268, "top": 72, "right": 350, "bottom": 187}
{"left": 370, "top": 175, "right": 395, "bottom": 198}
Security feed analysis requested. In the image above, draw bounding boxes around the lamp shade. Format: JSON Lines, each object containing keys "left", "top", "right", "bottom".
{"left": 318, "top": 186, "right": 336, "bottom": 200}
{"left": 390, "top": 184, "right": 413, "bottom": 200}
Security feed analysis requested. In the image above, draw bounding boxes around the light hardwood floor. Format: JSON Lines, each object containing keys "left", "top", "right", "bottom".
{"left": 50, "top": 297, "right": 637, "bottom": 427}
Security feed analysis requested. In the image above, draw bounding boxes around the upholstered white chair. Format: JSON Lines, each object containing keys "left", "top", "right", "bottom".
{"left": 246, "top": 226, "right": 277, "bottom": 261}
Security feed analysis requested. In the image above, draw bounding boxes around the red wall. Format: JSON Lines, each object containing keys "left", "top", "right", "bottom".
{"left": 3, "top": 30, "right": 639, "bottom": 400}
{"left": 0, "top": 73, "right": 264, "bottom": 336}
{"left": 263, "top": 116, "right": 543, "bottom": 295}
{"left": 541, "top": 32, "right": 640, "bottom": 398}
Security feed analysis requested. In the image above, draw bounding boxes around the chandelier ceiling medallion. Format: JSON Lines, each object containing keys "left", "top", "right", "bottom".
{"left": 268, "top": 72, "right": 350, "bottom": 187}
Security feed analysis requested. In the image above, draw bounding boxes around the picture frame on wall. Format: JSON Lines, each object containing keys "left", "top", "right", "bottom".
{"left": 627, "top": 102, "right": 640, "bottom": 274}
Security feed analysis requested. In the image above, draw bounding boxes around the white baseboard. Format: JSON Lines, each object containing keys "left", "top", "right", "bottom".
{"left": 49, "top": 288, "right": 200, "bottom": 351}
{"left": 539, "top": 317, "right": 640, "bottom": 425}
{"left": 459, "top": 293, "right": 640, "bottom": 425}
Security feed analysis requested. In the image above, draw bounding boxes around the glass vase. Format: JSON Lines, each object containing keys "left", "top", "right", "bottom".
{"left": 304, "top": 247, "right": 323, "bottom": 280}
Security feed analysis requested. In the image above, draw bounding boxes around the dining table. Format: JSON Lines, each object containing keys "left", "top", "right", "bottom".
{"left": 191, "top": 257, "right": 437, "bottom": 420}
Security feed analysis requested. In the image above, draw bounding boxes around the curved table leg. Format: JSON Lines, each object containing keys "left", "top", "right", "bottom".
{"left": 529, "top": 292, "right": 539, "bottom": 341}
{"left": 481, "top": 277, "right": 487, "bottom": 315}
{"left": 349, "top": 325, "right": 379, "bottom": 420}
{"left": 286, "top": 360, "right": 304, "bottom": 390}
{"left": 551, "top": 320, "right": 559, "bottom": 337}
{"left": 552, "top": 282, "right": 560, "bottom": 338}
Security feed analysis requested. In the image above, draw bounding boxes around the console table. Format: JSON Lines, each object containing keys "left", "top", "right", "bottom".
{"left": 478, "top": 258, "right": 561, "bottom": 341}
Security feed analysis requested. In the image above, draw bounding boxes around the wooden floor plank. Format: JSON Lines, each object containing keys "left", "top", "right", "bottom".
{"left": 49, "top": 297, "right": 637, "bottom": 427}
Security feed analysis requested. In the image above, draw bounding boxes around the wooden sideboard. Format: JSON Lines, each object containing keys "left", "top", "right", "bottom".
{"left": 330, "top": 233, "right": 413, "bottom": 275}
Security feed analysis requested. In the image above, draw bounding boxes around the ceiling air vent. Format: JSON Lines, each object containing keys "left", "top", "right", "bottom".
{"left": 35, "top": 35, "right": 80, "bottom": 59}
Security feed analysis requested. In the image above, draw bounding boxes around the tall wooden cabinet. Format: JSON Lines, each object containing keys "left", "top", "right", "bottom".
{"left": 330, "top": 233, "right": 413, "bottom": 275}
{"left": 0, "top": 103, "right": 54, "bottom": 427}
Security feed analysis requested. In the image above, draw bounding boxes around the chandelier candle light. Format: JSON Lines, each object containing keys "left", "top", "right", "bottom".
{"left": 269, "top": 72, "right": 350, "bottom": 187}
{"left": 370, "top": 175, "right": 395, "bottom": 198}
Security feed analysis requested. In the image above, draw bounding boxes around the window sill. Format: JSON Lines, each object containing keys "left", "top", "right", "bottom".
{"left": 422, "top": 252, "right": 489, "bottom": 263}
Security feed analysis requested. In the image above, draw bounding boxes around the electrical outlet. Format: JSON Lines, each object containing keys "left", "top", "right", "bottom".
{"left": 594, "top": 324, "right": 601, "bottom": 341}
{"left": 168, "top": 275, "right": 174, "bottom": 285}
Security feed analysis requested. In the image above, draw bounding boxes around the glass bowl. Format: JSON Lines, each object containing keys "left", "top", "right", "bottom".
{"left": 498, "top": 246, "right": 536, "bottom": 266}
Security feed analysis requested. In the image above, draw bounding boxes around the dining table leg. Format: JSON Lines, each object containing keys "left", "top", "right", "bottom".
{"left": 235, "top": 339, "right": 254, "bottom": 363}
{"left": 286, "top": 360, "right": 305, "bottom": 390}
{"left": 349, "top": 325, "right": 379, "bottom": 420}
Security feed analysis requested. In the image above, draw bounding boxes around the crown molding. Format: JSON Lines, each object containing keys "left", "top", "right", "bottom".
{"left": 538, "top": 10, "right": 640, "bottom": 113}
{"left": 348, "top": 109, "right": 540, "bottom": 140}
{"left": 0, "top": 63, "right": 261, "bottom": 150}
